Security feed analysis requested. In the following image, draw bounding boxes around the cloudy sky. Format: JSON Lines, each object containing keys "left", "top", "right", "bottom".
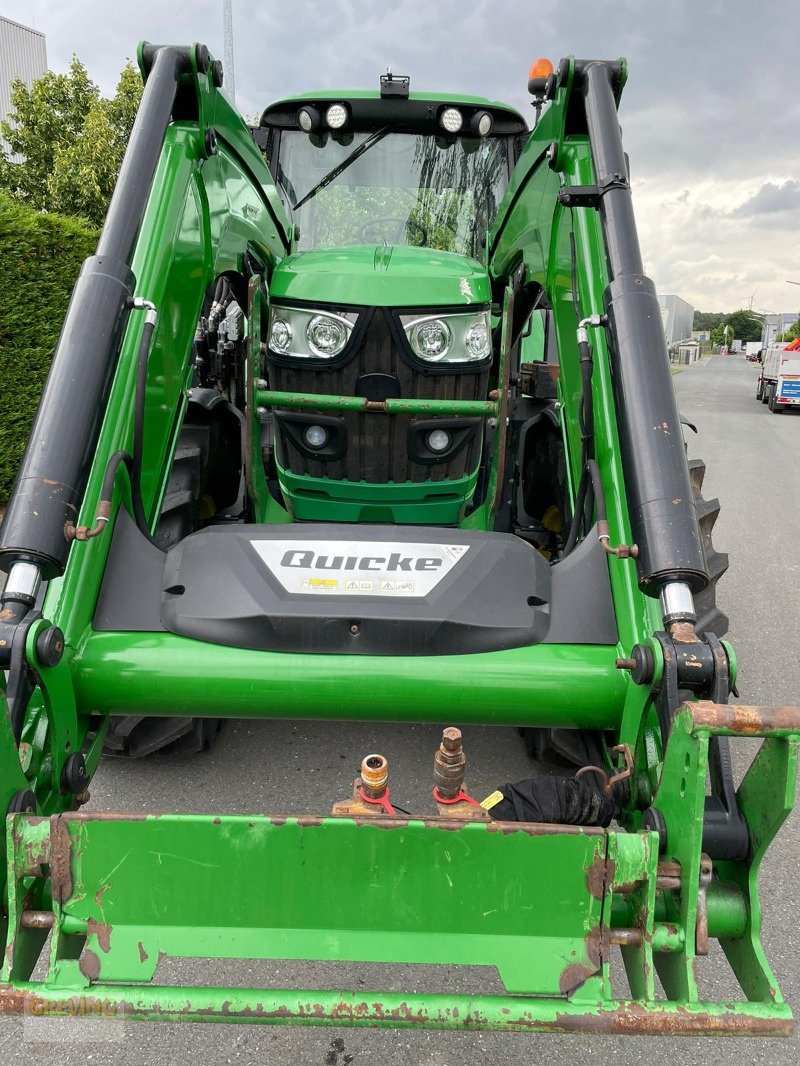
{"left": 3, "top": 0, "right": 798, "bottom": 313}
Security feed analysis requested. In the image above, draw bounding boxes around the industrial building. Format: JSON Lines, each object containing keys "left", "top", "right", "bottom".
{"left": 657, "top": 293, "right": 694, "bottom": 347}
{"left": 760, "top": 312, "right": 798, "bottom": 348}
{"left": 0, "top": 16, "right": 47, "bottom": 161}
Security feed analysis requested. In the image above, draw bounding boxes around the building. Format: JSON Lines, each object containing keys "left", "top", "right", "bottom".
{"left": 0, "top": 16, "right": 47, "bottom": 161}
{"left": 761, "top": 312, "right": 798, "bottom": 349}
{"left": 657, "top": 294, "right": 695, "bottom": 347}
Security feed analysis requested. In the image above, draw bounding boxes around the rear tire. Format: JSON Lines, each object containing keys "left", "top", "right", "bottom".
{"left": 521, "top": 454, "right": 728, "bottom": 767}
{"left": 756, "top": 378, "right": 763, "bottom": 401}
{"left": 103, "top": 419, "right": 226, "bottom": 758}
{"left": 769, "top": 386, "right": 783, "bottom": 414}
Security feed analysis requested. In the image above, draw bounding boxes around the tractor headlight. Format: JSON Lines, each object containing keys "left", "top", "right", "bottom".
{"left": 325, "top": 103, "right": 348, "bottom": 129}
{"left": 399, "top": 309, "right": 492, "bottom": 364}
{"left": 268, "top": 304, "right": 358, "bottom": 359}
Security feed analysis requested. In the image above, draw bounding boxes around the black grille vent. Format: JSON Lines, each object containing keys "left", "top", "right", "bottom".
{"left": 269, "top": 309, "right": 489, "bottom": 483}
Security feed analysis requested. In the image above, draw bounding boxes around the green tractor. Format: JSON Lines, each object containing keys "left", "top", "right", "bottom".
{"left": 1, "top": 44, "right": 798, "bottom": 1034}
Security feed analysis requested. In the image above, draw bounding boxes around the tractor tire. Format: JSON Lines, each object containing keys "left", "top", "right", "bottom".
{"left": 521, "top": 455, "right": 728, "bottom": 767}
{"left": 103, "top": 420, "right": 224, "bottom": 758}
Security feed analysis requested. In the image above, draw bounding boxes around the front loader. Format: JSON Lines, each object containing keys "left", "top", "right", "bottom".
{"left": 1, "top": 44, "right": 798, "bottom": 1034}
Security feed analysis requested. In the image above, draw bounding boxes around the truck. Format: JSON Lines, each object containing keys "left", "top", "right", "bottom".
{"left": 745, "top": 340, "right": 762, "bottom": 362}
{"left": 757, "top": 339, "right": 800, "bottom": 412}
{"left": 0, "top": 43, "right": 798, "bottom": 1036}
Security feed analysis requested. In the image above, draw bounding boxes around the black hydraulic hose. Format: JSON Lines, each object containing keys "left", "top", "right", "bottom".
{"left": 563, "top": 461, "right": 593, "bottom": 556}
{"left": 563, "top": 457, "right": 638, "bottom": 562}
{"left": 130, "top": 317, "right": 165, "bottom": 549}
{"left": 485, "top": 775, "right": 617, "bottom": 827}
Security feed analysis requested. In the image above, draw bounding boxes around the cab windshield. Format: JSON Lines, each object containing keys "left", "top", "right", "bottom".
{"left": 276, "top": 130, "right": 509, "bottom": 258}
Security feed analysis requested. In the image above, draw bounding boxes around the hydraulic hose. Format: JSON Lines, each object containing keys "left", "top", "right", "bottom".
{"left": 485, "top": 775, "right": 618, "bottom": 827}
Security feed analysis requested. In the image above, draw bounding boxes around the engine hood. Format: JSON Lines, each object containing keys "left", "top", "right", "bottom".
{"left": 268, "top": 245, "right": 490, "bottom": 308}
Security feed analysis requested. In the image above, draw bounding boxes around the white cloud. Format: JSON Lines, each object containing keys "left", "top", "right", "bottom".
{"left": 2, "top": 0, "right": 798, "bottom": 309}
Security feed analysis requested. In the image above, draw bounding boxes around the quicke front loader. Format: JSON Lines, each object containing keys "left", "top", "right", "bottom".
{"left": 0, "top": 44, "right": 798, "bottom": 1035}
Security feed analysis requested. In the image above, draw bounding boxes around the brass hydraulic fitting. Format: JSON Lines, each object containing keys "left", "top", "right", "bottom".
{"left": 360, "top": 754, "right": 389, "bottom": 799}
{"left": 433, "top": 727, "right": 467, "bottom": 800}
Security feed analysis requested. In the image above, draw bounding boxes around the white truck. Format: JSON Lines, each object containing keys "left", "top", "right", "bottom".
{"left": 757, "top": 343, "right": 800, "bottom": 413}
{"left": 745, "top": 341, "right": 762, "bottom": 361}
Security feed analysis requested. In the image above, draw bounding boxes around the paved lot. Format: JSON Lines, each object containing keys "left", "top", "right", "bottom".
{"left": 3, "top": 355, "right": 800, "bottom": 1063}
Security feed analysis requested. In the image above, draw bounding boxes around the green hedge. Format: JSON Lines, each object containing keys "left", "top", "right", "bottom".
{"left": 0, "top": 194, "right": 98, "bottom": 504}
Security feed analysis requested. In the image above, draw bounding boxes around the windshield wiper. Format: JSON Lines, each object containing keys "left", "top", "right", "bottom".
{"left": 292, "top": 127, "right": 389, "bottom": 212}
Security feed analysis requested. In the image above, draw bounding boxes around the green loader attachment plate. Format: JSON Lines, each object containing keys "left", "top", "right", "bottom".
{"left": 1, "top": 703, "right": 798, "bottom": 1035}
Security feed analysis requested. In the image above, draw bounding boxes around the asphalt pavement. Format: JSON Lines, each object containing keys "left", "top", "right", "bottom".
{"left": 3, "top": 354, "right": 800, "bottom": 1064}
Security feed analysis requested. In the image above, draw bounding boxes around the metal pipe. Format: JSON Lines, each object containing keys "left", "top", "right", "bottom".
{"left": 73, "top": 632, "right": 626, "bottom": 729}
{"left": 1, "top": 562, "right": 41, "bottom": 605}
{"left": 255, "top": 390, "right": 498, "bottom": 418}
{"left": 660, "top": 581, "right": 696, "bottom": 627}
{"left": 2, "top": 982, "right": 792, "bottom": 1034}
{"left": 97, "top": 48, "right": 187, "bottom": 264}
{"left": 0, "top": 47, "right": 187, "bottom": 580}
{"left": 581, "top": 62, "right": 708, "bottom": 598}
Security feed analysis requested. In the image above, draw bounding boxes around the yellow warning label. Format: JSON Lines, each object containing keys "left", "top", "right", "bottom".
{"left": 480, "top": 789, "right": 505, "bottom": 811}
{"left": 303, "top": 578, "right": 338, "bottom": 590}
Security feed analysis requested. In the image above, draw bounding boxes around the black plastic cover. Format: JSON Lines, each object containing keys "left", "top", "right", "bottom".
{"left": 94, "top": 511, "right": 619, "bottom": 652}
{"left": 161, "top": 524, "right": 551, "bottom": 656}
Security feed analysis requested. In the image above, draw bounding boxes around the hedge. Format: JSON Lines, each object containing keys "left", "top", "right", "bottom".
{"left": 0, "top": 193, "right": 98, "bottom": 504}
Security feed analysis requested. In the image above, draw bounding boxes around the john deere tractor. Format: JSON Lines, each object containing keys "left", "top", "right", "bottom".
{"left": 1, "top": 43, "right": 798, "bottom": 1034}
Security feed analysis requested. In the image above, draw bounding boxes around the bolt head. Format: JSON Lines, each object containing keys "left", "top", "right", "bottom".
{"left": 442, "top": 727, "right": 462, "bottom": 751}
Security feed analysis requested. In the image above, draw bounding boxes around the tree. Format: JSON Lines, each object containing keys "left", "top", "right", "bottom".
{"left": 0, "top": 58, "right": 142, "bottom": 227}
{"left": 776, "top": 318, "right": 800, "bottom": 343}
{"left": 709, "top": 309, "right": 763, "bottom": 346}
{"left": 693, "top": 311, "right": 726, "bottom": 332}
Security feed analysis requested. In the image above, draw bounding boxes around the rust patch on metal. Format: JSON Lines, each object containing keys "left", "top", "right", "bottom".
{"left": 138, "top": 942, "right": 148, "bottom": 963}
{"left": 212, "top": 817, "right": 221, "bottom": 825}
{"left": 690, "top": 701, "right": 800, "bottom": 735}
{"left": 49, "top": 817, "right": 72, "bottom": 904}
{"left": 79, "top": 948, "right": 100, "bottom": 981}
{"left": 0, "top": 609, "right": 14, "bottom": 621}
{"left": 558, "top": 962, "right": 597, "bottom": 995}
{"left": 295, "top": 816, "right": 325, "bottom": 829}
{"left": 586, "top": 853, "right": 612, "bottom": 900}
{"left": 87, "top": 919, "right": 112, "bottom": 954}
{"left": 670, "top": 621, "right": 700, "bottom": 644}
{"left": 94, "top": 883, "right": 111, "bottom": 908}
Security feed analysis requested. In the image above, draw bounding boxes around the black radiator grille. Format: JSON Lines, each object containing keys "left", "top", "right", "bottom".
{"left": 269, "top": 309, "right": 489, "bottom": 483}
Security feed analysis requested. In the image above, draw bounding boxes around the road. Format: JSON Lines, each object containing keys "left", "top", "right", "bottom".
{"left": 3, "top": 354, "right": 800, "bottom": 1064}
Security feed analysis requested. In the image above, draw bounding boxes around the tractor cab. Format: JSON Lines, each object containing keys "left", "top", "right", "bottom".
{"left": 254, "top": 80, "right": 529, "bottom": 524}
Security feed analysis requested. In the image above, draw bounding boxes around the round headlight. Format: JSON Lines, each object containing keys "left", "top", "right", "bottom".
{"left": 304, "top": 424, "right": 328, "bottom": 449}
{"left": 270, "top": 316, "right": 292, "bottom": 353}
{"left": 426, "top": 429, "right": 451, "bottom": 453}
{"left": 475, "top": 111, "right": 493, "bottom": 137}
{"left": 440, "top": 107, "right": 463, "bottom": 134}
{"left": 411, "top": 319, "right": 452, "bottom": 361}
{"left": 325, "top": 103, "right": 347, "bottom": 129}
{"left": 298, "top": 106, "right": 320, "bottom": 132}
{"left": 306, "top": 314, "right": 348, "bottom": 357}
{"left": 465, "top": 319, "right": 491, "bottom": 359}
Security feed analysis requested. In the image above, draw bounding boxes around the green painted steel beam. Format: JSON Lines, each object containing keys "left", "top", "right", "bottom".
{"left": 256, "top": 389, "right": 499, "bottom": 417}
{"left": 1, "top": 984, "right": 793, "bottom": 1034}
{"left": 73, "top": 632, "right": 626, "bottom": 728}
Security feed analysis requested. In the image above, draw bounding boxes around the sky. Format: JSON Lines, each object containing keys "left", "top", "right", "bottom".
{"left": 2, "top": 0, "right": 799, "bottom": 314}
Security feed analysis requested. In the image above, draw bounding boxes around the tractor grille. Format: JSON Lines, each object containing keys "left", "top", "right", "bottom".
{"left": 268, "top": 309, "right": 489, "bottom": 483}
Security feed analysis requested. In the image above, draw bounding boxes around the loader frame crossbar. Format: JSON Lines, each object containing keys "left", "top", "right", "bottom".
{"left": 1, "top": 703, "right": 798, "bottom": 1035}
